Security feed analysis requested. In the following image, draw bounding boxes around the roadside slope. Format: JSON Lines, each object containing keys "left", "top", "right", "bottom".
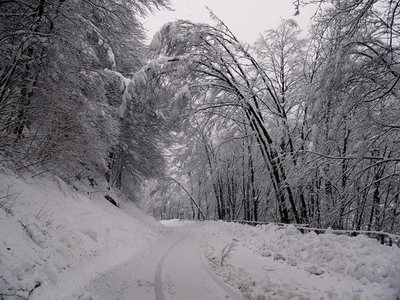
{"left": 0, "top": 172, "right": 162, "bottom": 299}
{"left": 200, "top": 221, "right": 400, "bottom": 300}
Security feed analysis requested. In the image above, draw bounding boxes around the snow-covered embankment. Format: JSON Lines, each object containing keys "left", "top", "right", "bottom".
{"left": 0, "top": 172, "right": 162, "bottom": 299}
{"left": 201, "top": 221, "right": 400, "bottom": 300}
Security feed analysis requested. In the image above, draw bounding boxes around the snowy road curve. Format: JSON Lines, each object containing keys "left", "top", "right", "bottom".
{"left": 85, "top": 223, "right": 243, "bottom": 300}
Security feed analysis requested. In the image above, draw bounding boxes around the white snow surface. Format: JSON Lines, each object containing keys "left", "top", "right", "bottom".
{"left": 198, "top": 220, "right": 400, "bottom": 300}
{"left": 85, "top": 220, "right": 243, "bottom": 300}
{"left": 0, "top": 172, "right": 162, "bottom": 299}
{"left": 1, "top": 172, "right": 399, "bottom": 300}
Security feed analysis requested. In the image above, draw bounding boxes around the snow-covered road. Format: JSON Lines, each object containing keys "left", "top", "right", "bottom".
{"left": 84, "top": 220, "right": 400, "bottom": 300}
{"left": 85, "top": 222, "right": 243, "bottom": 300}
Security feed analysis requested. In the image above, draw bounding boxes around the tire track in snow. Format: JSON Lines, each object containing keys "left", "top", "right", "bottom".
{"left": 154, "top": 232, "right": 190, "bottom": 300}
{"left": 85, "top": 225, "right": 244, "bottom": 300}
{"left": 158, "top": 227, "right": 244, "bottom": 300}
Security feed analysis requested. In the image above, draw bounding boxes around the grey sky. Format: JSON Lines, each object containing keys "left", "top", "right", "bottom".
{"left": 142, "top": 0, "right": 318, "bottom": 44}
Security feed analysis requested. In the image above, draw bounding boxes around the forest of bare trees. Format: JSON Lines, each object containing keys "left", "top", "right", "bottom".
{"left": 1, "top": 0, "right": 399, "bottom": 234}
{"left": 142, "top": 0, "right": 400, "bottom": 233}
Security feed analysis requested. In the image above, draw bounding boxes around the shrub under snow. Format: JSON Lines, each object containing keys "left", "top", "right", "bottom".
{"left": 201, "top": 221, "right": 400, "bottom": 299}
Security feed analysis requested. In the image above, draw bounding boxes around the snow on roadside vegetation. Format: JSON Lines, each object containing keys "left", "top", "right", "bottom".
{"left": 0, "top": 171, "right": 162, "bottom": 299}
{"left": 200, "top": 221, "right": 400, "bottom": 300}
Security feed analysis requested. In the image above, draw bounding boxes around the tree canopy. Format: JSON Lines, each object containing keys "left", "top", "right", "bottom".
{"left": 140, "top": 2, "right": 400, "bottom": 233}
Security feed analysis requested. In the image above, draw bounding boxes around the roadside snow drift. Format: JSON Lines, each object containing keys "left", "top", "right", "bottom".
{"left": 0, "top": 172, "right": 162, "bottom": 299}
{"left": 200, "top": 221, "right": 400, "bottom": 300}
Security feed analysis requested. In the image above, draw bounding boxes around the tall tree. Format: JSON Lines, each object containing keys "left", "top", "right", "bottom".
{"left": 141, "top": 4, "right": 399, "bottom": 232}
{"left": 300, "top": 0, "right": 400, "bottom": 230}
{"left": 0, "top": 0, "right": 170, "bottom": 188}
{"left": 142, "top": 17, "right": 306, "bottom": 223}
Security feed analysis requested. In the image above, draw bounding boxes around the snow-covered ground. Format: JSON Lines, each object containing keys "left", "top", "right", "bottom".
{"left": 1, "top": 173, "right": 399, "bottom": 299}
{"left": 0, "top": 172, "right": 162, "bottom": 299}
{"left": 199, "top": 220, "right": 400, "bottom": 300}
{"left": 84, "top": 221, "right": 243, "bottom": 300}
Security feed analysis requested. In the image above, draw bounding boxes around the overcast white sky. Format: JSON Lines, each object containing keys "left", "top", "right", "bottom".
{"left": 141, "top": 0, "right": 318, "bottom": 44}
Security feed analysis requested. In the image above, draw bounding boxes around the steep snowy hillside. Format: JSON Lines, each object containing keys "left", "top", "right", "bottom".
{"left": 0, "top": 172, "right": 162, "bottom": 299}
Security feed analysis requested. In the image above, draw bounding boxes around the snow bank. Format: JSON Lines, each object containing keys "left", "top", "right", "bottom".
{"left": 201, "top": 221, "right": 400, "bottom": 300}
{"left": 0, "top": 172, "right": 162, "bottom": 299}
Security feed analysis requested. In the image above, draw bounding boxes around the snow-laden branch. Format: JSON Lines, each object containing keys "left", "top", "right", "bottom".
{"left": 164, "top": 176, "right": 206, "bottom": 220}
